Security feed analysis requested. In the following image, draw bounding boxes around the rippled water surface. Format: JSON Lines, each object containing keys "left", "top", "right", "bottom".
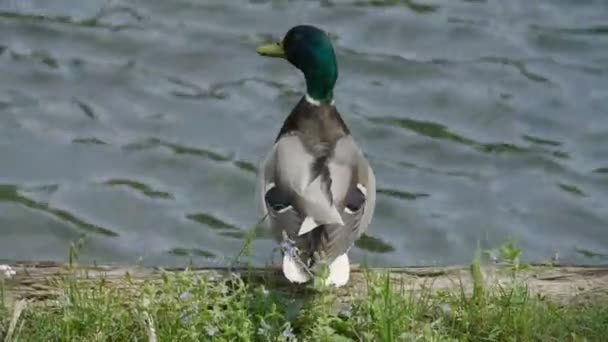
{"left": 1, "top": 0, "right": 607, "bottom": 267}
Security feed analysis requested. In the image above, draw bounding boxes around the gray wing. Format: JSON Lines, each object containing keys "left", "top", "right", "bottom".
{"left": 257, "top": 134, "right": 336, "bottom": 242}
{"left": 256, "top": 141, "right": 300, "bottom": 242}
{"left": 256, "top": 144, "right": 276, "bottom": 236}
{"left": 315, "top": 136, "right": 377, "bottom": 261}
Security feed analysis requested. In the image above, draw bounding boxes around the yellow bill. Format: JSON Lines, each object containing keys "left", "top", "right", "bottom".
{"left": 256, "top": 41, "right": 285, "bottom": 58}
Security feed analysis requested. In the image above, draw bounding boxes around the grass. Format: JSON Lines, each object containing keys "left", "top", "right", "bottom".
{"left": 1, "top": 245, "right": 607, "bottom": 341}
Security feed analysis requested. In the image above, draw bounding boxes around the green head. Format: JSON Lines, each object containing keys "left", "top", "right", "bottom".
{"left": 256, "top": 25, "right": 338, "bottom": 104}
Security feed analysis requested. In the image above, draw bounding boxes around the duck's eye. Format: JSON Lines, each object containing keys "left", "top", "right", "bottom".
{"left": 265, "top": 186, "right": 291, "bottom": 213}
{"left": 345, "top": 185, "right": 366, "bottom": 214}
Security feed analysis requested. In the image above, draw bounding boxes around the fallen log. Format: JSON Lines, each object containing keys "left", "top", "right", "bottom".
{"left": 2, "top": 261, "right": 608, "bottom": 308}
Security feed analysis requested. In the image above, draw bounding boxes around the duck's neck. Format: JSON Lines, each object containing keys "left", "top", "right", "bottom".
{"left": 302, "top": 56, "right": 338, "bottom": 105}
{"left": 305, "top": 93, "right": 335, "bottom": 106}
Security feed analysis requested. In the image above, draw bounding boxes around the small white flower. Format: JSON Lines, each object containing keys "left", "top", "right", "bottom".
{"left": 179, "top": 291, "right": 192, "bottom": 300}
{"left": 282, "top": 327, "right": 295, "bottom": 339}
{"left": 339, "top": 307, "right": 352, "bottom": 318}
{"left": 0, "top": 264, "right": 16, "bottom": 278}
{"left": 260, "top": 285, "right": 269, "bottom": 296}
{"left": 206, "top": 326, "right": 219, "bottom": 336}
{"left": 180, "top": 312, "right": 190, "bottom": 323}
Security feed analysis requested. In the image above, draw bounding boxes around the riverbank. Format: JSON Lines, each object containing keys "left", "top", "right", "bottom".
{"left": 2, "top": 257, "right": 607, "bottom": 341}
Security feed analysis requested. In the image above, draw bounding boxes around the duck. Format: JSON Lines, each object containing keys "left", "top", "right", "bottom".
{"left": 255, "top": 25, "right": 376, "bottom": 287}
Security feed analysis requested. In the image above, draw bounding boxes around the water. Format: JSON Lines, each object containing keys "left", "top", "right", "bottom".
{"left": 0, "top": 0, "right": 607, "bottom": 267}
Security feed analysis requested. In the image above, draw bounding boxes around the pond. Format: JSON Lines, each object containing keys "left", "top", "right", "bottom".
{"left": 0, "top": 0, "right": 607, "bottom": 267}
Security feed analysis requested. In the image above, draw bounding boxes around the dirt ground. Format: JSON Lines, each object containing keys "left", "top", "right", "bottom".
{"left": 3, "top": 261, "right": 608, "bottom": 307}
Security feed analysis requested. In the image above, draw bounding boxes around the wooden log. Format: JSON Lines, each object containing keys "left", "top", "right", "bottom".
{"left": 2, "top": 261, "right": 608, "bottom": 308}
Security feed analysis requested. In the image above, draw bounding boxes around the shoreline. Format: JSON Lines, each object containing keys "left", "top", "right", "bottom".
{"left": 3, "top": 260, "right": 608, "bottom": 306}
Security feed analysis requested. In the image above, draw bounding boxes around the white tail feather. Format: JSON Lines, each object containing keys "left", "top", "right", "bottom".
{"left": 298, "top": 216, "right": 319, "bottom": 236}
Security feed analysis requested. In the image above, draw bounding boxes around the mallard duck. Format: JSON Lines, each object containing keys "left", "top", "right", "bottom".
{"left": 255, "top": 25, "right": 376, "bottom": 287}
